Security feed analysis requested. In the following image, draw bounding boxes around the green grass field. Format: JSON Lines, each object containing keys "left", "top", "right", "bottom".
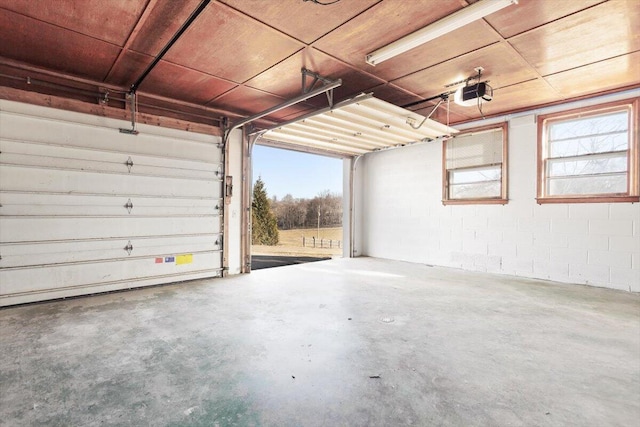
{"left": 252, "top": 226, "right": 343, "bottom": 257}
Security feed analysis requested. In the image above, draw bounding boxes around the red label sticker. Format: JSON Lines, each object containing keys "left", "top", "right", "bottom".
{"left": 155, "top": 257, "right": 164, "bottom": 264}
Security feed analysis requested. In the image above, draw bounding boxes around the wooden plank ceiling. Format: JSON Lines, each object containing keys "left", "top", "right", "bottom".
{"left": 0, "top": 0, "right": 638, "bottom": 135}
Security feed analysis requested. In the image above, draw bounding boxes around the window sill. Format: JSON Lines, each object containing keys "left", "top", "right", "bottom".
{"left": 443, "top": 198, "right": 508, "bottom": 206}
{"left": 536, "top": 196, "right": 639, "bottom": 204}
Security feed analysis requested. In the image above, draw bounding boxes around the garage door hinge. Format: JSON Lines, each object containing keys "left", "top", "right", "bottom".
{"left": 125, "top": 199, "right": 134, "bottom": 214}
{"left": 124, "top": 241, "right": 133, "bottom": 255}
{"left": 125, "top": 157, "right": 134, "bottom": 172}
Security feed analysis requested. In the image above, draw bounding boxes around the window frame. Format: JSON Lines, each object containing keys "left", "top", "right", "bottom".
{"left": 442, "top": 122, "right": 508, "bottom": 205}
{"left": 536, "top": 98, "right": 639, "bottom": 204}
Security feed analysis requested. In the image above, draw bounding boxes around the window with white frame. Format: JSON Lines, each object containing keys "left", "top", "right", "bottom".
{"left": 443, "top": 123, "right": 508, "bottom": 204}
{"left": 537, "top": 99, "right": 639, "bottom": 203}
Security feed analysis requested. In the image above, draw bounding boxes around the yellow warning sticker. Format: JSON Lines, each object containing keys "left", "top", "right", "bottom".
{"left": 176, "top": 254, "right": 193, "bottom": 265}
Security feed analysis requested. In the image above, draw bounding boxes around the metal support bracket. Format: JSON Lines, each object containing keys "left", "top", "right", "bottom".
{"left": 300, "top": 68, "right": 334, "bottom": 108}
{"left": 119, "top": 92, "right": 139, "bottom": 135}
{"left": 124, "top": 241, "right": 133, "bottom": 255}
{"left": 301, "top": 68, "right": 333, "bottom": 93}
{"left": 98, "top": 88, "right": 109, "bottom": 105}
{"left": 302, "top": 68, "right": 336, "bottom": 108}
{"left": 407, "top": 96, "right": 446, "bottom": 130}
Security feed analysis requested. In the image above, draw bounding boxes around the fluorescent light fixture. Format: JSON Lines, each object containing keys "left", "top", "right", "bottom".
{"left": 365, "top": 0, "right": 518, "bottom": 66}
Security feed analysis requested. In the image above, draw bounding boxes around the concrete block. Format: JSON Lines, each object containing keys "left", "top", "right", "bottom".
{"left": 533, "top": 261, "right": 570, "bottom": 283}
{"left": 589, "top": 219, "right": 633, "bottom": 236}
{"left": 473, "top": 254, "right": 488, "bottom": 271}
{"left": 507, "top": 202, "right": 534, "bottom": 219}
{"left": 486, "top": 255, "right": 503, "bottom": 273}
{"left": 448, "top": 251, "right": 466, "bottom": 268}
{"left": 441, "top": 239, "right": 463, "bottom": 253}
{"left": 549, "top": 261, "right": 571, "bottom": 283}
{"left": 609, "top": 235, "right": 640, "bottom": 253}
{"left": 609, "top": 203, "right": 640, "bottom": 220}
{"left": 462, "top": 215, "right": 487, "bottom": 230}
{"left": 462, "top": 239, "right": 488, "bottom": 255}
{"left": 533, "top": 232, "right": 568, "bottom": 248}
{"left": 531, "top": 245, "right": 552, "bottom": 262}
{"left": 550, "top": 246, "right": 588, "bottom": 265}
{"left": 517, "top": 218, "right": 549, "bottom": 234}
{"left": 534, "top": 204, "right": 569, "bottom": 219}
{"left": 532, "top": 260, "right": 550, "bottom": 280}
{"left": 588, "top": 250, "right": 633, "bottom": 269}
{"left": 450, "top": 205, "right": 476, "bottom": 220}
{"left": 488, "top": 215, "right": 517, "bottom": 230}
{"left": 489, "top": 241, "right": 517, "bottom": 257}
{"left": 567, "top": 234, "right": 609, "bottom": 251}
{"left": 551, "top": 218, "right": 588, "bottom": 235}
{"left": 502, "top": 256, "right": 533, "bottom": 275}
{"left": 569, "top": 263, "right": 610, "bottom": 285}
{"left": 476, "top": 228, "right": 502, "bottom": 243}
{"left": 515, "top": 243, "right": 533, "bottom": 259}
{"left": 503, "top": 230, "right": 534, "bottom": 246}
{"left": 462, "top": 230, "right": 476, "bottom": 241}
{"left": 610, "top": 268, "right": 640, "bottom": 292}
{"left": 634, "top": 253, "right": 640, "bottom": 270}
{"left": 568, "top": 203, "right": 609, "bottom": 220}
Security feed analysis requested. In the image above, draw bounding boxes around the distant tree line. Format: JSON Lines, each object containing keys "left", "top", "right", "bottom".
{"left": 271, "top": 190, "right": 343, "bottom": 230}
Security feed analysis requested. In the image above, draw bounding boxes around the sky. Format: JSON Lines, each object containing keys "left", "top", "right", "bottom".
{"left": 252, "top": 144, "right": 343, "bottom": 200}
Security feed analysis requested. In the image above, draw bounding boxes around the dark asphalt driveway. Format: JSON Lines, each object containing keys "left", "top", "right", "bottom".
{"left": 251, "top": 255, "right": 331, "bottom": 270}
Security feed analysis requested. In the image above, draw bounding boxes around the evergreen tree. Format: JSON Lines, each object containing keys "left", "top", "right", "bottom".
{"left": 252, "top": 177, "right": 279, "bottom": 245}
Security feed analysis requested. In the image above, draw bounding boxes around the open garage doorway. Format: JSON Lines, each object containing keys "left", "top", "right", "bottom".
{"left": 251, "top": 144, "right": 344, "bottom": 270}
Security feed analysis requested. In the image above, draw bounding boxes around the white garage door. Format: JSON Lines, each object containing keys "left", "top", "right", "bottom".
{"left": 0, "top": 100, "right": 223, "bottom": 306}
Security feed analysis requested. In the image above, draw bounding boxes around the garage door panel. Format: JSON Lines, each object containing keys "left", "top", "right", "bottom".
{"left": 0, "top": 110, "right": 221, "bottom": 163}
{"left": 0, "top": 251, "right": 222, "bottom": 295}
{"left": 1, "top": 216, "right": 220, "bottom": 242}
{"left": 2, "top": 269, "right": 221, "bottom": 306}
{"left": 1, "top": 165, "right": 219, "bottom": 198}
{"left": 1, "top": 139, "right": 223, "bottom": 180}
{"left": 1, "top": 234, "right": 221, "bottom": 267}
{"left": 0, "top": 193, "right": 222, "bottom": 216}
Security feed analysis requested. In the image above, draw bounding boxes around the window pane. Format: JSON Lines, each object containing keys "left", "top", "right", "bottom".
{"left": 547, "top": 153, "right": 628, "bottom": 177}
{"left": 446, "top": 128, "right": 503, "bottom": 169}
{"left": 450, "top": 166, "right": 501, "bottom": 184}
{"left": 549, "top": 111, "right": 628, "bottom": 141}
{"left": 549, "top": 132, "right": 628, "bottom": 157}
{"left": 450, "top": 181, "right": 501, "bottom": 199}
{"left": 547, "top": 174, "right": 627, "bottom": 195}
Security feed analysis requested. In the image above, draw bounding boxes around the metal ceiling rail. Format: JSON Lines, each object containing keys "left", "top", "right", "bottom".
{"left": 255, "top": 92, "right": 375, "bottom": 134}
{"left": 129, "top": 0, "right": 211, "bottom": 93}
{"left": 227, "top": 78, "right": 342, "bottom": 133}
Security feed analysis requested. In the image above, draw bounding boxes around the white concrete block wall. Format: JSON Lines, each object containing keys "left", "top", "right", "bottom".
{"left": 355, "top": 90, "right": 640, "bottom": 292}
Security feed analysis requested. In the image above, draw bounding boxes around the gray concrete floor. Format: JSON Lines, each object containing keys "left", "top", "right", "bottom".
{"left": 1, "top": 257, "right": 639, "bottom": 426}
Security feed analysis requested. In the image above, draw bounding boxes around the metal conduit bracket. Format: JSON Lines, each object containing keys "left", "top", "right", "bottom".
{"left": 407, "top": 96, "right": 447, "bottom": 130}
{"left": 301, "top": 67, "right": 334, "bottom": 93}
{"left": 119, "top": 92, "right": 139, "bottom": 135}
{"left": 302, "top": 67, "right": 337, "bottom": 107}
